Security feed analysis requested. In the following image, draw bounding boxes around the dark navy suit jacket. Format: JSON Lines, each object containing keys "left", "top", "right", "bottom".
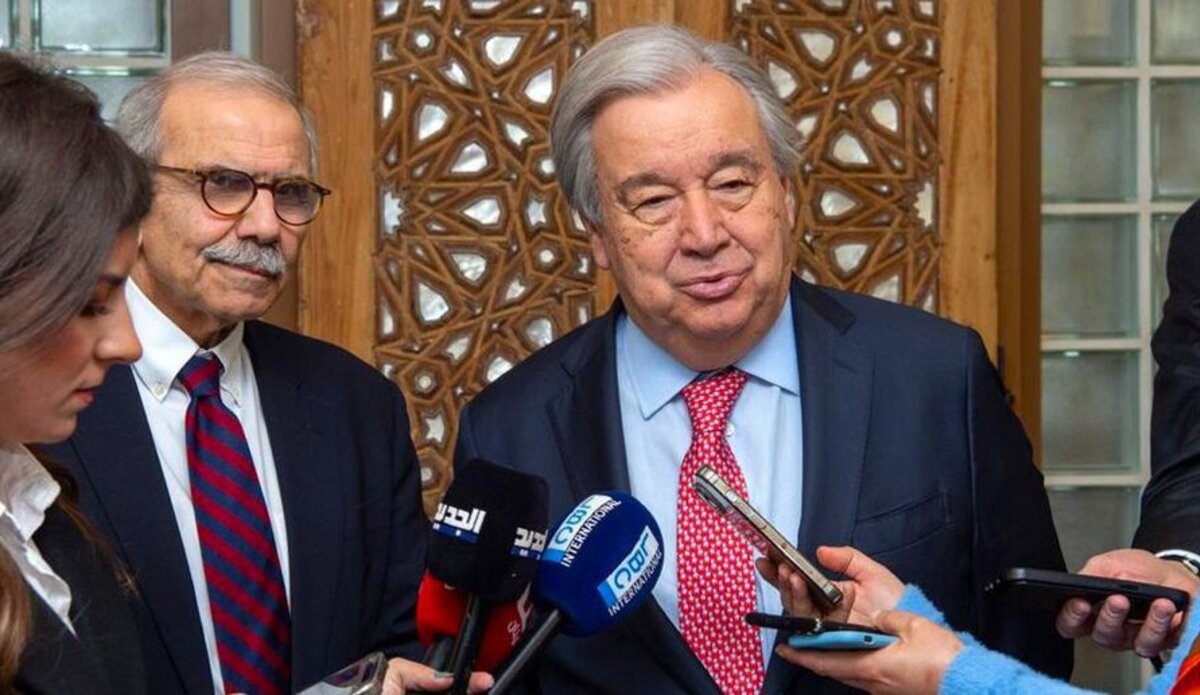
{"left": 1140, "top": 199, "right": 1200, "bottom": 553}
{"left": 40, "top": 320, "right": 426, "bottom": 693}
{"left": 455, "top": 278, "right": 1072, "bottom": 693}
{"left": 17, "top": 506, "right": 145, "bottom": 694}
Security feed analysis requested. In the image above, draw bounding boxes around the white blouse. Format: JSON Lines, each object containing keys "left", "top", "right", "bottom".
{"left": 0, "top": 441, "right": 74, "bottom": 632}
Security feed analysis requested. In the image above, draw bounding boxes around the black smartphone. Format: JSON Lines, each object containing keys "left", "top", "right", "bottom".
{"left": 693, "top": 466, "right": 843, "bottom": 612}
{"left": 745, "top": 612, "right": 889, "bottom": 636}
{"left": 985, "top": 567, "right": 1191, "bottom": 620}
{"left": 745, "top": 612, "right": 899, "bottom": 650}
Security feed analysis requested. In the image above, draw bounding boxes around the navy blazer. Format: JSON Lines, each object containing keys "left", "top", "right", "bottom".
{"left": 39, "top": 321, "right": 426, "bottom": 693}
{"left": 17, "top": 506, "right": 145, "bottom": 694}
{"left": 455, "top": 278, "right": 1072, "bottom": 693}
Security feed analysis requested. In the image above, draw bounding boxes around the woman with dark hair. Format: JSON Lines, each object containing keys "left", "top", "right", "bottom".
{"left": 0, "top": 51, "right": 151, "bottom": 693}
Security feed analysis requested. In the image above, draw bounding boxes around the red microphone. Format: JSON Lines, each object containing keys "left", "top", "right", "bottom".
{"left": 417, "top": 572, "right": 532, "bottom": 672}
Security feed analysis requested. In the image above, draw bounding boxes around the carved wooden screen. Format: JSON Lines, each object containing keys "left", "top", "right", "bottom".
{"left": 733, "top": 0, "right": 941, "bottom": 309}
{"left": 373, "top": 1, "right": 597, "bottom": 506}
{"left": 350, "top": 0, "right": 950, "bottom": 508}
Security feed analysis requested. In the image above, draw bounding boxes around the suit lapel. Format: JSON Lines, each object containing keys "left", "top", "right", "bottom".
{"left": 547, "top": 311, "right": 629, "bottom": 500}
{"left": 764, "top": 280, "right": 873, "bottom": 692}
{"left": 243, "top": 322, "right": 344, "bottom": 673}
{"left": 547, "top": 306, "right": 719, "bottom": 695}
{"left": 63, "top": 365, "right": 212, "bottom": 693}
{"left": 792, "top": 280, "right": 872, "bottom": 552}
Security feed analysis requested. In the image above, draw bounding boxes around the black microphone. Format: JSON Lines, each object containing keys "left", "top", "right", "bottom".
{"left": 426, "top": 458, "right": 548, "bottom": 694}
{"left": 490, "top": 491, "right": 664, "bottom": 694}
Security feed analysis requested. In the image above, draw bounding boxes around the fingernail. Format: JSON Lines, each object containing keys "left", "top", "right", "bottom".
{"left": 434, "top": 671, "right": 452, "bottom": 678}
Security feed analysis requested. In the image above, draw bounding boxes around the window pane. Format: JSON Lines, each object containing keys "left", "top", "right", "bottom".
{"left": 1044, "top": 0, "right": 1134, "bottom": 66}
{"left": 1154, "top": 213, "right": 1180, "bottom": 329}
{"left": 1045, "top": 487, "right": 1144, "bottom": 693}
{"left": 0, "top": 0, "right": 9, "bottom": 49}
{"left": 1042, "top": 215, "right": 1137, "bottom": 338}
{"left": 1041, "top": 351, "right": 1139, "bottom": 471}
{"left": 64, "top": 70, "right": 152, "bottom": 122}
{"left": 1152, "top": 80, "right": 1200, "bottom": 201}
{"left": 36, "top": 0, "right": 163, "bottom": 53}
{"left": 1043, "top": 81, "right": 1137, "bottom": 202}
{"left": 1152, "top": 0, "right": 1200, "bottom": 64}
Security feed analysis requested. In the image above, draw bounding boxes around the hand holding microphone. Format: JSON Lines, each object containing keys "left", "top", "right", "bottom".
{"left": 490, "top": 491, "right": 665, "bottom": 694}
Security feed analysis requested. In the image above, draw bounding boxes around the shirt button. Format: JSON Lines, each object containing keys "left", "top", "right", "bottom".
{"left": 153, "top": 383, "right": 166, "bottom": 397}
{"left": 726, "top": 423, "right": 735, "bottom": 438}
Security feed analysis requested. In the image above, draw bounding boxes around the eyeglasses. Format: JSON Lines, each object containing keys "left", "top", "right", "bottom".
{"left": 154, "top": 165, "right": 332, "bottom": 225}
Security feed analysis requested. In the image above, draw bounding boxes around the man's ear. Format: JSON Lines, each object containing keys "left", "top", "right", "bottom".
{"left": 783, "top": 175, "right": 797, "bottom": 229}
{"left": 583, "top": 215, "right": 612, "bottom": 271}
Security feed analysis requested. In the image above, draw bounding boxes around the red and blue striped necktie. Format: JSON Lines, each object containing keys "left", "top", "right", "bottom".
{"left": 179, "top": 354, "right": 291, "bottom": 695}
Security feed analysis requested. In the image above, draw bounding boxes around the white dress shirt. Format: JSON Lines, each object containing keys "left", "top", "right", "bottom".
{"left": 0, "top": 441, "right": 75, "bottom": 632}
{"left": 125, "top": 279, "right": 291, "bottom": 693}
{"left": 618, "top": 297, "right": 804, "bottom": 667}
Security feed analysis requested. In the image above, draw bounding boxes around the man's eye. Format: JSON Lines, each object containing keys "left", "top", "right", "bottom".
{"left": 208, "top": 170, "right": 251, "bottom": 191}
{"left": 635, "top": 196, "right": 672, "bottom": 210}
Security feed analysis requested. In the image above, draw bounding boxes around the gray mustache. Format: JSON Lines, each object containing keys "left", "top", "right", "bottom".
{"left": 202, "top": 240, "right": 286, "bottom": 277}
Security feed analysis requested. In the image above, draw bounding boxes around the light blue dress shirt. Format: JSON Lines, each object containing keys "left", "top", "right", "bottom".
{"left": 617, "top": 296, "right": 804, "bottom": 668}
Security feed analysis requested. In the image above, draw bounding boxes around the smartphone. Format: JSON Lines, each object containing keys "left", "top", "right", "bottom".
{"left": 298, "top": 652, "right": 387, "bottom": 695}
{"left": 693, "top": 466, "right": 842, "bottom": 612}
{"left": 985, "top": 567, "right": 1191, "bottom": 621}
{"left": 786, "top": 631, "right": 898, "bottom": 650}
{"left": 745, "top": 612, "right": 898, "bottom": 650}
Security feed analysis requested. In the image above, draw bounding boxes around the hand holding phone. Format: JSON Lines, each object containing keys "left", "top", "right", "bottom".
{"left": 693, "top": 466, "right": 842, "bottom": 612}
{"left": 745, "top": 612, "right": 898, "bottom": 651}
{"left": 985, "top": 568, "right": 1191, "bottom": 620}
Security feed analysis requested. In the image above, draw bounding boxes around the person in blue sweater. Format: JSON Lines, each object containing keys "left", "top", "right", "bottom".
{"left": 761, "top": 546, "right": 1200, "bottom": 694}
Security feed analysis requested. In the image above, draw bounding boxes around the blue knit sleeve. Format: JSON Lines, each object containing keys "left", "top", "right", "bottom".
{"left": 898, "top": 583, "right": 1200, "bottom": 695}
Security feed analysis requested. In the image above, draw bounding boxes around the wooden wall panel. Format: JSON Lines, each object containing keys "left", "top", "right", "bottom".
{"left": 296, "top": 0, "right": 376, "bottom": 362}
{"left": 996, "top": 0, "right": 1042, "bottom": 441}
{"left": 940, "top": 0, "right": 998, "bottom": 355}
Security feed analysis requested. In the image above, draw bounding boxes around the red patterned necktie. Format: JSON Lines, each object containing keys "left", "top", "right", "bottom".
{"left": 179, "top": 355, "right": 291, "bottom": 695}
{"left": 1171, "top": 633, "right": 1200, "bottom": 694}
{"left": 677, "top": 367, "right": 764, "bottom": 695}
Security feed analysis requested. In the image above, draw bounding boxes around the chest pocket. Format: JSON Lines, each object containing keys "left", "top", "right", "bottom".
{"left": 850, "top": 490, "right": 950, "bottom": 556}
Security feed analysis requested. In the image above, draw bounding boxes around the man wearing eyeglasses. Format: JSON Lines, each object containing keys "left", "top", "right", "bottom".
{"left": 40, "top": 53, "right": 488, "bottom": 695}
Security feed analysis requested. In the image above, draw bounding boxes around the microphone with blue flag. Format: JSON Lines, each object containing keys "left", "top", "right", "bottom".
{"left": 489, "top": 491, "right": 664, "bottom": 694}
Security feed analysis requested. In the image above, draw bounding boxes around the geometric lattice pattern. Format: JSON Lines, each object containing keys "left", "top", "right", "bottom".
{"left": 732, "top": 0, "right": 941, "bottom": 310}
{"left": 373, "top": 0, "right": 596, "bottom": 505}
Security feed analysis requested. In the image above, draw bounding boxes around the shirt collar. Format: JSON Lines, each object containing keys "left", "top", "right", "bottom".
{"left": 126, "top": 278, "right": 247, "bottom": 404}
{"left": 618, "top": 295, "right": 799, "bottom": 419}
{"left": 0, "top": 442, "right": 61, "bottom": 543}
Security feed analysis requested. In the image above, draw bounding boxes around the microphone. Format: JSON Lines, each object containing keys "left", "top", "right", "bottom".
{"left": 490, "top": 491, "right": 664, "bottom": 694}
{"left": 416, "top": 573, "right": 532, "bottom": 672}
{"left": 426, "top": 459, "right": 548, "bottom": 694}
